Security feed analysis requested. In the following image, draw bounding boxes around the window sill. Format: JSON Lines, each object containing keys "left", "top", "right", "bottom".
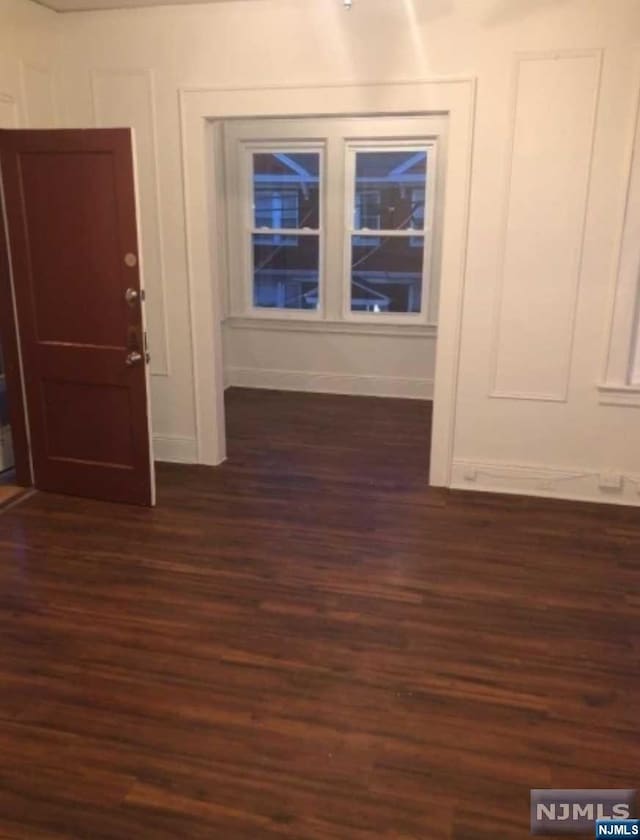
{"left": 597, "top": 384, "right": 640, "bottom": 407}
{"left": 223, "top": 316, "right": 437, "bottom": 338}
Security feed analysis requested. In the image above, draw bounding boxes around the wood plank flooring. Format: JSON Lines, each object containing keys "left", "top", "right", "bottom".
{"left": 0, "top": 387, "right": 638, "bottom": 839}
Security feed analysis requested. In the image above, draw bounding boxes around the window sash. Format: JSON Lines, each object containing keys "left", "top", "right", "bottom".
{"left": 343, "top": 141, "right": 435, "bottom": 322}
{"left": 243, "top": 143, "right": 324, "bottom": 317}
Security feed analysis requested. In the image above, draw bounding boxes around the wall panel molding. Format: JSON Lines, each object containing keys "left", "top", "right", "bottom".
{"left": 91, "top": 68, "right": 170, "bottom": 377}
{"left": 225, "top": 366, "right": 434, "bottom": 400}
{"left": 489, "top": 49, "right": 602, "bottom": 402}
{"left": 600, "top": 61, "right": 640, "bottom": 392}
{"left": 19, "top": 62, "right": 58, "bottom": 128}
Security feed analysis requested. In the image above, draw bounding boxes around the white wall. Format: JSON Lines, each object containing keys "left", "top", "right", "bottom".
{"left": 51, "top": 0, "right": 640, "bottom": 504}
{"left": 223, "top": 322, "right": 436, "bottom": 399}
{"left": 0, "top": 0, "right": 60, "bottom": 129}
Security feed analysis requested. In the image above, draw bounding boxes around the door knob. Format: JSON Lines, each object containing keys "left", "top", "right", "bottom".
{"left": 125, "top": 287, "right": 139, "bottom": 305}
{"left": 125, "top": 351, "right": 143, "bottom": 366}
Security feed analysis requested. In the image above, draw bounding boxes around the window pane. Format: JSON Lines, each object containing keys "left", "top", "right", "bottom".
{"left": 253, "top": 152, "right": 320, "bottom": 229}
{"left": 350, "top": 235, "right": 424, "bottom": 314}
{"left": 253, "top": 233, "right": 319, "bottom": 310}
{"left": 353, "top": 150, "right": 427, "bottom": 231}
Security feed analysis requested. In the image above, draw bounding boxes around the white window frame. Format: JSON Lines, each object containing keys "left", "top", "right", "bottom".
{"left": 342, "top": 139, "right": 437, "bottom": 325}
{"left": 223, "top": 115, "right": 447, "bottom": 327}
{"left": 238, "top": 140, "right": 325, "bottom": 320}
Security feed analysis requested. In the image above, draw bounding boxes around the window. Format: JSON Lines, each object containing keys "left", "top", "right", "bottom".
{"left": 249, "top": 149, "right": 321, "bottom": 311}
{"left": 346, "top": 146, "right": 433, "bottom": 316}
{"left": 223, "top": 117, "right": 444, "bottom": 324}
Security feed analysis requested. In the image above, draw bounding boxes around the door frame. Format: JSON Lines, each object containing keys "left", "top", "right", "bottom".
{"left": 0, "top": 185, "right": 31, "bottom": 487}
{"left": 178, "top": 77, "right": 476, "bottom": 486}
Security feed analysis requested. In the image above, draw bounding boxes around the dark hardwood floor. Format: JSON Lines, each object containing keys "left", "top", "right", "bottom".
{"left": 0, "top": 387, "right": 638, "bottom": 839}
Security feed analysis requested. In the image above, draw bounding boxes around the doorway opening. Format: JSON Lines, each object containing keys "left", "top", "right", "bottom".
{"left": 0, "top": 346, "right": 25, "bottom": 507}
{"left": 215, "top": 113, "right": 446, "bottom": 483}
{"left": 0, "top": 175, "right": 33, "bottom": 508}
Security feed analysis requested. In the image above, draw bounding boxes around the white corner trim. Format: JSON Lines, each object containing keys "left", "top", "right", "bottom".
{"left": 597, "top": 383, "right": 640, "bottom": 407}
{"left": 452, "top": 458, "right": 640, "bottom": 507}
{"left": 225, "top": 367, "right": 433, "bottom": 400}
{"left": 153, "top": 434, "right": 198, "bottom": 464}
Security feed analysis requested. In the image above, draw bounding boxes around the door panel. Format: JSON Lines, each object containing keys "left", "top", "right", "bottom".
{"left": 0, "top": 128, "right": 154, "bottom": 505}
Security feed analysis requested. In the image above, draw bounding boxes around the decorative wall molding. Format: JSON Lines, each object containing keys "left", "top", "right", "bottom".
{"left": 452, "top": 458, "right": 640, "bottom": 507}
{"left": 489, "top": 49, "right": 602, "bottom": 403}
{"left": 153, "top": 433, "right": 198, "bottom": 464}
{"left": 91, "top": 68, "right": 171, "bottom": 378}
{"left": 225, "top": 367, "right": 434, "bottom": 400}
{"left": 19, "top": 62, "right": 58, "bottom": 127}
{"left": 600, "top": 60, "right": 640, "bottom": 391}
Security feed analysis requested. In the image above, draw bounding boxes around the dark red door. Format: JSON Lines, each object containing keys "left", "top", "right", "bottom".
{"left": 0, "top": 128, "right": 154, "bottom": 506}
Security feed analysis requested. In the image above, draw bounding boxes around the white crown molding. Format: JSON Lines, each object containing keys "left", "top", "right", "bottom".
{"left": 179, "top": 76, "right": 477, "bottom": 96}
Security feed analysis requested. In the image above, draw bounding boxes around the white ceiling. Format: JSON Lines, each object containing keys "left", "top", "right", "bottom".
{"left": 36, "top": 0, "right": 255, "bottom": 12}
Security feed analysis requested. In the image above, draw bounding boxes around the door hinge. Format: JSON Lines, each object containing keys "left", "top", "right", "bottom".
{"left": 143, "top": 331, "right": 151, "bottom": 364}
{"left": 140, "top": 289, "right": 146, "bottom": 302}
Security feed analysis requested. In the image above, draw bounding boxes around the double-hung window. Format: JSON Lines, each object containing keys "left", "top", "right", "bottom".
{"left": 223, "top": 117, "right": 444, "bottom": 326}
{"left": 248, "top": 146, "right": 322, "bottom": 313}
{"left": 345, "top": 143, "right": 435, "bottom": 319}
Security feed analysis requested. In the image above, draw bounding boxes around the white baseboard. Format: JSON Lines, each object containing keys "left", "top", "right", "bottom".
{"left": 225, "top": 366, "right": 433, "bottom": 400}
{"left": 153, "top": 434, "right": 198, "bottom": 464}
{"left": 452, "top": 458, "right": 640, "bottom": 507}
